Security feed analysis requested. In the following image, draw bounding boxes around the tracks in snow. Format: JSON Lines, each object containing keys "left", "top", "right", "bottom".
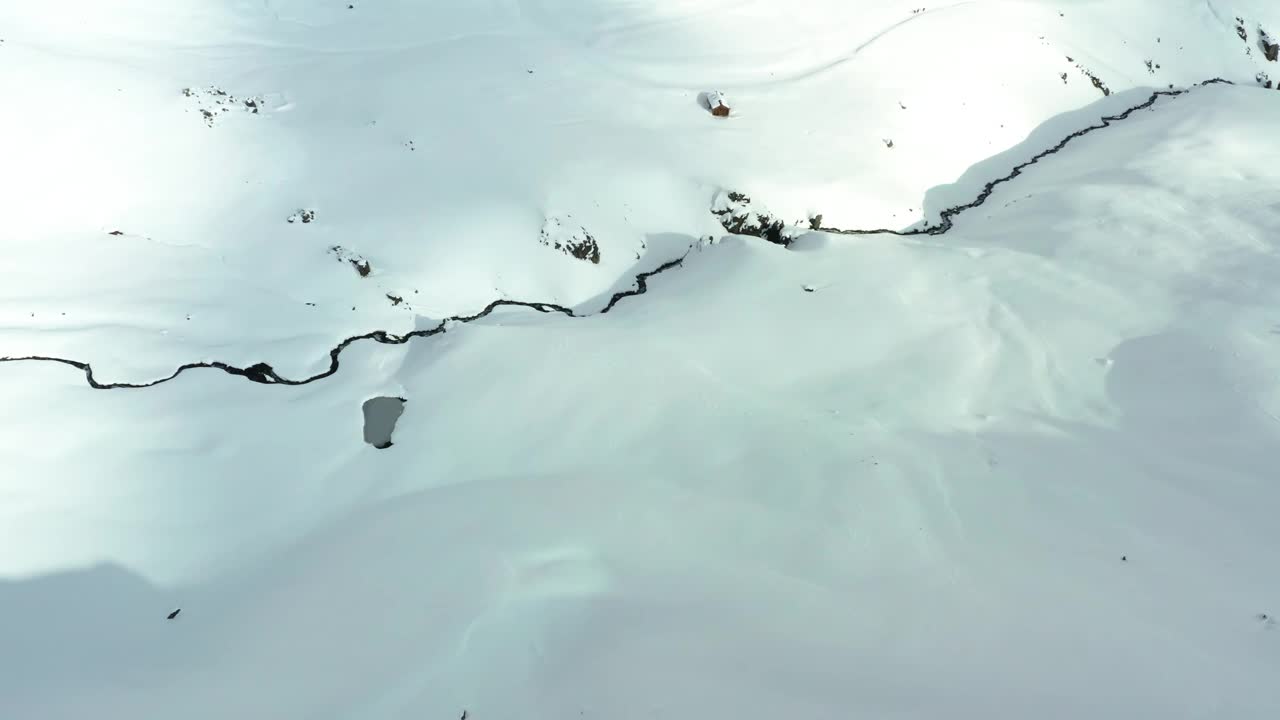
{"left": 0, "top": 79, "right": 1234, "bottom": 390}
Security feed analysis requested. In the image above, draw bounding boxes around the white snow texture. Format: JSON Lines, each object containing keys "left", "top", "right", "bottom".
{"left": 1, "top": 1, "right": 1279, "bottom": 718}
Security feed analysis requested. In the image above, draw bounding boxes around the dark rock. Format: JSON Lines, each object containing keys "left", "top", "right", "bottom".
{"left": 239, "top": 363, "right": 276, "bottom": 383}
{"left": 539, "top": 217, "right": 601, "bottom": 264}
{"left": 330, "top": 245, "right": 372, "bottom": 276}
{"left": 1261, "top": 30, "right": 1279, "bottom": 61}
{"left": 711, "top": 191, "right": 798, "bottom": 247}
{"left": 1089, "top": 73, "right": 1111, "bottom": 96}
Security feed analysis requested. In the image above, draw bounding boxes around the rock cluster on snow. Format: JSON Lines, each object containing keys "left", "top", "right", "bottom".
{"left": 182, "top": 85, "right": 265, "bottom": 127}
{"left": 1261, "top": 28, "right": 1278, "bottom": 62}
{"left": 711, "top": 190, "right": 808, "bottom": 247}
{"left": 539, "top": 216, "right": 601, "bottom": 264}
{"left": 1234, "top": 18, "right": 1278, "bottom": 63}
{"left": 287, "top": 209, "right": 317, "bottom": 224}
{"left": 328, "top": 244, "right": 372, "bottom": 277}
{"left": 1064, "top": 56, "right": 1111, "bottom": 96}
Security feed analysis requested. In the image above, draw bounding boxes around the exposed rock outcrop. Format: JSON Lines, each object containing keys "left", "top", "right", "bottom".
{"left": 539, "top": 216, "right": 601, "bottom": 264}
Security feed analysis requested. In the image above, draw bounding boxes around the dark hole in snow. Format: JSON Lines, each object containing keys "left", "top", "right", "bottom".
{"left": 363, "top": 397, "right": 406, "bottom": 449}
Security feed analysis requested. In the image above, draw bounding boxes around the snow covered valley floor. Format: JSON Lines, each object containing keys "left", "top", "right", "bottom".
{"left": 2, "top": 2, "right": 1280, "bottom": 719}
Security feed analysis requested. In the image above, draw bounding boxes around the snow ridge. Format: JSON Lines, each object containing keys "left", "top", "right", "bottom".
{"left": 820, "top": 78, "right": 1235, "bottom": 236}
{"left": 0, "top": 79, "right": 1234, "bottom": 390}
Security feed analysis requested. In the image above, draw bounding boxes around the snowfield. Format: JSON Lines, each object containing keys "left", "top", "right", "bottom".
{"left": 2, "top": 1, "right": 1279, "bottom": 718}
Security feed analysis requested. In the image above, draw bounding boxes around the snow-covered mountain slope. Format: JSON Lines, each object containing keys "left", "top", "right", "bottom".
{"left": 2, "top": 0, "right": 1279, "bottom": 381}
{"left": 2, "top": 2, "right": 1280, "bottom": 719}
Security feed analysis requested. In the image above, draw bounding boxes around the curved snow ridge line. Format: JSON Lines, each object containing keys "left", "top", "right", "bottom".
{"left": 817, "top": 78, "right": 1235, "bottom": 238}
{"left": 0, "top": 255, "right": 689, "bottom": 390}
{"left": 0, "top": 78, "right": 1234, "bottom": 390}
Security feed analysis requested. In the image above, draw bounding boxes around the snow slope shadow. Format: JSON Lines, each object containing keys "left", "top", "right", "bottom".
{"left": 571, "top": 233, "right": 702, "bottom": 314}
{"left": 0, "top": 563, "right": 188, "bottom": 711}
{"left": 1105, "top": 331, "right": 1279, "bottom": 476}
{"left": 902, "top": 379, "right": 1280, "bottom": 717}
{"left": 0, "top": 79, "right": 1233, "bottom": 390}
{"left": 813, "top": 79, "right": 1235, "bottom": 238}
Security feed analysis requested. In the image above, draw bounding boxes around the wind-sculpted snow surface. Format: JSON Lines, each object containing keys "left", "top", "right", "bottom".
{"left": 2, "top": 2, "right": 1280, "bottom": 719}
